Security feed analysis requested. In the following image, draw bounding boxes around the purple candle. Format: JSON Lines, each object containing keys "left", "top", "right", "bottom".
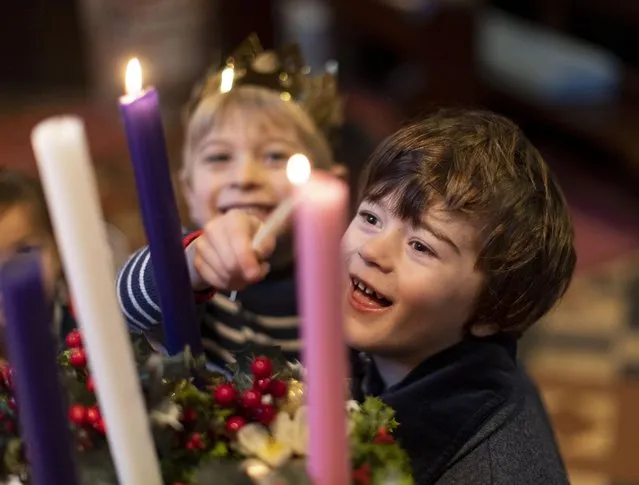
{"left": 0, "top": 253, "right": 78, "bottom": 485}
{"left": 119, "top": 58, "right": 202, "bottom": 356}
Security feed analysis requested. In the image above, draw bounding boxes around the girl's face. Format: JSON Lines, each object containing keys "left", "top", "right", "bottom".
{"left": 0, "top": 203, "right": 60, "bottom": 296}
{"left": 182, "top": 108, "right": 310, "bottom": 228}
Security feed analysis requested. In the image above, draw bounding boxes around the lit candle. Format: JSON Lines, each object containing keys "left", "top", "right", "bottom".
{"left": 252, "top": 154, "right": 312, "bottom": 250}
{"left": 0, "top": 253, "right": 79, "bottom": 485}
{"left": 31, "top": 117, "right": 163, "bottom": 485}
{"left": 292, "top": 167, "right": 350, "bottom": 485}
{"left": 119, "top": 58, "right": 202, "bottom": 356}
{"left": 229, "top": 154, "right": 311, "bottom": 302}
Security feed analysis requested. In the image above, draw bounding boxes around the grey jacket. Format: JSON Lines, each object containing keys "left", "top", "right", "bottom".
{"left": 352, "top": 336, "right": 569, "bottom": 485}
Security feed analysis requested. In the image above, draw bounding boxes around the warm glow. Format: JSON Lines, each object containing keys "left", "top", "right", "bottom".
{"left": 125, "top": 58, "right": 143, "bottom": 97}
{"left": 220, "top": 66, "right": 234, "bottom": 93}
{"left": 286, "top": 154, "right": 311, "bottom": 186}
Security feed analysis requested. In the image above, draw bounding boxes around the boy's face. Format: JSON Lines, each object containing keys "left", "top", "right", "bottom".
{"left": 342, "top": 196, "right": 485, "bottom": 366}
{"left": 182, "top": 109, "right": 310, "bottom": 228}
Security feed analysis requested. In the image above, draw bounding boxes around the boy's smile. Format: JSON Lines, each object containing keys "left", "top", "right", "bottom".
{"left": 342, "top": 197, "right": 486, "bottom": 367}
{"left": 348, "top": 275, "right": 393, "bottom": 312}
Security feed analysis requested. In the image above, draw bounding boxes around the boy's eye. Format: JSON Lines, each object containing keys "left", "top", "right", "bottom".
{"left": 12, "top": 242, "right": 40, "bottom": 256}
{"left": 202, "top": 153, "right": 231, "bottom": 163}
{"left": 409, "top": 240, "right": 436, "bottom": 256}
{"left": 358, "top": 210, "right": 380, "bottom": 227}
{"left": 264, "top": 152, "right": 289, "bottom": 165}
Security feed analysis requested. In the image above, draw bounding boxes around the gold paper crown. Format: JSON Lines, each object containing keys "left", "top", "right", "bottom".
{"left": 185, "top": 34, "right": 343, "bottom": 140}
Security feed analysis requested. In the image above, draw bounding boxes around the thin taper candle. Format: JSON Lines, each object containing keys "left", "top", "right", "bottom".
{"left": 0, "top": 253, "right": 79, "bottom": 485}
{"left": 294, "top": 172, "right": 350, "bottom": 485}
{"left": 119, "top": 58, "right": 202, "bottom": 356}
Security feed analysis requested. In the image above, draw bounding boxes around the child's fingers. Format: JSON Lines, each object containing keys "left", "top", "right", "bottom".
{"left": 253, "top": 232, "right": 276, "bottom": 261}
{"left": 201, "top": 223, "right": 235, "bottom": 277}
{"left": 224, "top": 214, "right": 262, "bottom": 282}
{"left": 258, "top": 262, "right": 271, "bottom": 280}
{"left": 193, "top": 245, "right": 227, "bottom": 290}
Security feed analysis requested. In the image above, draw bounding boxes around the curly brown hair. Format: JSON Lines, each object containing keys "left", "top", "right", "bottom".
{"left": 358, "top": 109, "right": 576, "bottom": 336}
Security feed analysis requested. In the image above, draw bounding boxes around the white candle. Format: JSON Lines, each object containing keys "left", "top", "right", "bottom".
{"left": 31, "top": 117, "right": 163, "bottom": 485}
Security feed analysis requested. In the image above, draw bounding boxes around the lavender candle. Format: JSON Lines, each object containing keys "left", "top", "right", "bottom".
{"left": 119, "top": 58, "right": 202, "bottom": 356}
{"left": 0, "top": 253, "right": 78, "bottom": 485}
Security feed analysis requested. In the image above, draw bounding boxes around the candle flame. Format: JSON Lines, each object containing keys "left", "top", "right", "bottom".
{"left": 286, "top": 154, "right": 311, "bottom": 186}
{"left": 220, "top": 66, "right": 235, "bottom": 93}
{"left": 125, "top": 58, "right": 143, "bottom": 97}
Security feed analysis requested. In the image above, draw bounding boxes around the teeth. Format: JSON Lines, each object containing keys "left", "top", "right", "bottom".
{"left": 352, "top": 278, "right": 388, "bottom": 302}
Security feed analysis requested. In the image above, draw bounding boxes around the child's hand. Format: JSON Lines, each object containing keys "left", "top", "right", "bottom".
{"left": 186, "top": 210, "right": 276, "bottom": 292}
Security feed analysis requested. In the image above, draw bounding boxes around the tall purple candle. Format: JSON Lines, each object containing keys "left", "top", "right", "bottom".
{"left": 119, "top": 58, "right": 202, "bottom": 356}
{"left": 0, "top": 253, "right": 78, "bottom": 485}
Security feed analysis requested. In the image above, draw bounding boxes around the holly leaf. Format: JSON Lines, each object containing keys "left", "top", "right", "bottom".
{"left": 232, "top": 344, "right": 289, "bottom": 375}
{"left": 3, "top": 438, "right": 24, "bottom": 476}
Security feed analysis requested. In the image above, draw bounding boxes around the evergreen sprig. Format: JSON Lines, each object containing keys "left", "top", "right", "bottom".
{"left": 0, "top": 335, "right": 413, "bottom": 485}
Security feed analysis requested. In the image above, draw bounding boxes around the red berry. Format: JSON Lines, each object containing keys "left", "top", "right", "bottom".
{"left": 187, "top": 432, "right": 204, "bottom": 449}
{"left": 68, "top": 405, "right": 87, "bottom": 425}
{"left": 86, "top": 406, "right": 100, "bottom": 424}
{"left": 185, "top": 440, "right": 196, "bottom": 450}
{"left": 241, "top": 389, "right": 262, "bottom": 409}
{"left": 86, "top": 376, "right": 95, "bottom": 393}
{"left": 65, "top": 330, "right": 83, "bottom": 349}
{"left": 373, "top": 427, "right": 395, "bottom": 444}
{"left": 269, "top": 379, "right": 288, "bottom": 398}
{"left": 251, "top": 357, "right": 273, "bottom": 379}
{"left": 0, "top": 366, "right": 13, "bottom": 389}
{"left": 213, "top": 383, "right": 238, "bottom": 407}
{"left": 254, "top": 378, "right": 271, "bottom": 393}
{"left": 8, "top": 397, "right": 17, "bottom": 410}
{"left": 225, "top": 416, "right": 246, "bottom": 434}
{"left": 93, "top": 418, "right": 106, "bottom": 434}
{"left": 69, "top": 348, "right": 87, "bottom": 367}
{"left": 254, "top": 403, "right": 277, "bottom": 425}
{"left": 181, "top": 408, "right": 197, "bottom": 422}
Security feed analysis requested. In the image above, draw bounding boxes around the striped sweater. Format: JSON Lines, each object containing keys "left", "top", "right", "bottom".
{"left": 116, "top": 233, "right": 301, "bottom": 368}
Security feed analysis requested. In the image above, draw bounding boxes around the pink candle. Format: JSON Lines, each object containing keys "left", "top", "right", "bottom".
{"left": 294, "top": 170, "right": 350, "bottom": 485}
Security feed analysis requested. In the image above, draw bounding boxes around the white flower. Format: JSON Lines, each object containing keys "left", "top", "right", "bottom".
{"left": 150, "top": 400, "right": 183, "bottom": 430}
{"left": 236, "top": 406, "right": 308, "bottom": 468}
{"left": 346, "top": 400, "right": 361, "bottom": 413}
{"left": 271, "top": 406, "right": 308, "bottom": 456}
{"left": 237, "top": 423, "right": 292, "bottom": 468}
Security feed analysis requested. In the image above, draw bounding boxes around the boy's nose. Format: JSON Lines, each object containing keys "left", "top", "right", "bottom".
{"left": 358, "top": 233, "right": 393, "bottom": 273}
{"left": 230, "top": 156, "right": 264, "bottom": 189}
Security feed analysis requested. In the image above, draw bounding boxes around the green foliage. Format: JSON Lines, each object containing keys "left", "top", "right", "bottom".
{"left": 0, "top": 337, "right": 413, "bottom": 484}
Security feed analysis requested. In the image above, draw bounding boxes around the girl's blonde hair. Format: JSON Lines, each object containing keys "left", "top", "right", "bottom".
{"left": 182, "top": 85, "right": 333, "bottom": 176}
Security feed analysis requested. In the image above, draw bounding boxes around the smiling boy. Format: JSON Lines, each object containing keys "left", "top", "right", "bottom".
{"left": 345, "top": 109, "right": 575, "bottom": 484}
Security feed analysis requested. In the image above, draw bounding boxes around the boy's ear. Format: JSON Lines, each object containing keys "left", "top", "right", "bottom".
{"left": 330, "top": 163, "right": 349, "bottom": 182}
{"left": 469, "top": 322, "right": 500, "bottom": 338}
